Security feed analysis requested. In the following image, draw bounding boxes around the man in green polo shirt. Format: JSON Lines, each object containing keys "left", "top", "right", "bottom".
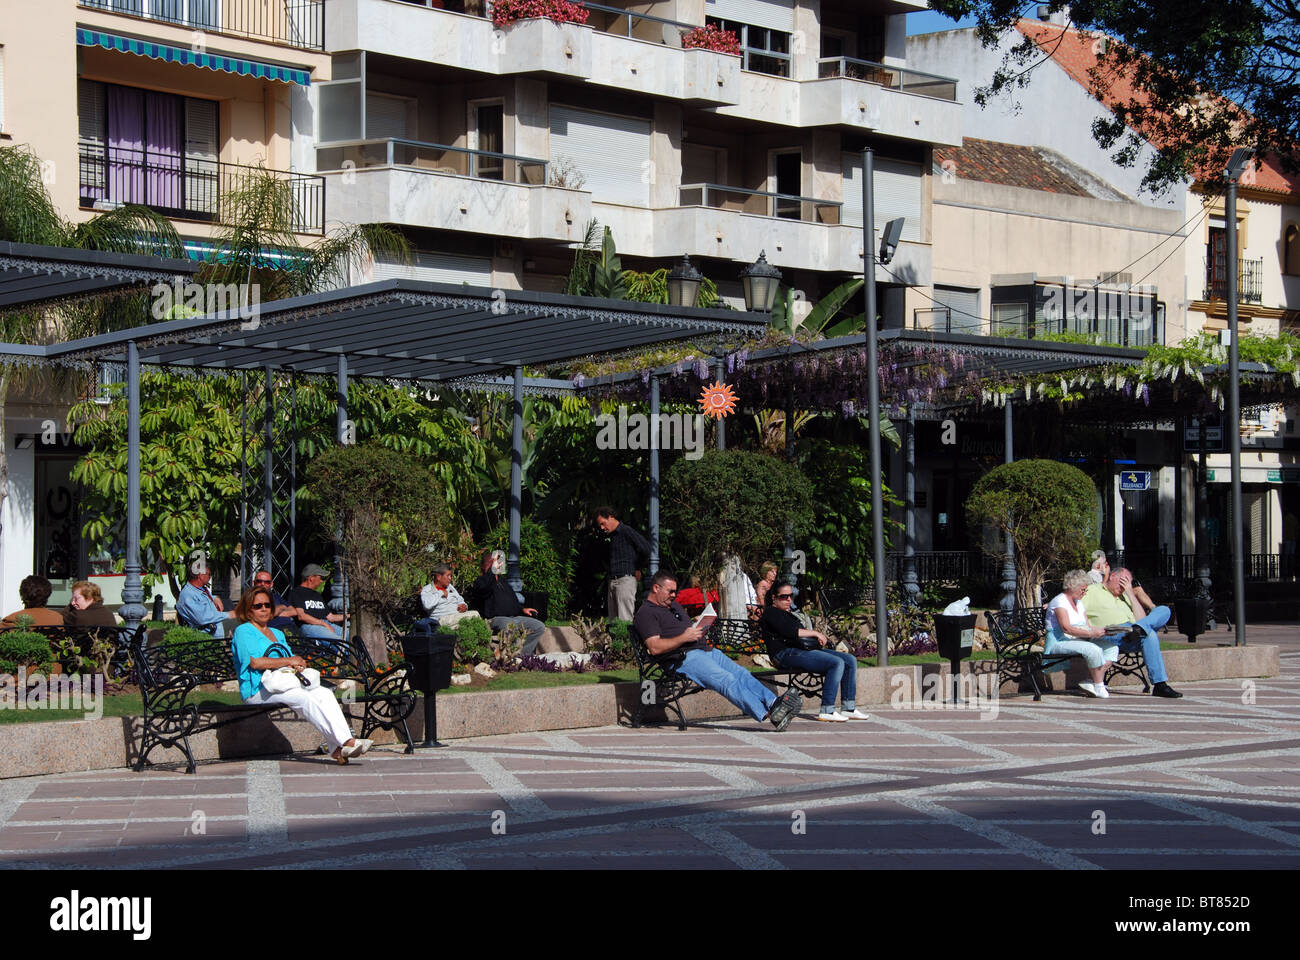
{"left": 1084, "top": 568, "right": 1182, "bottom": 699}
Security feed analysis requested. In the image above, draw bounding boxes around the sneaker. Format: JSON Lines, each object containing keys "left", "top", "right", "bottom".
{"left": 841, "top": 709, "right": 871, "bottom": 720}
{"left": 769, "top": 691, "right": 801, "bottom": 731}
{"left": 816, "top": 711, "right": 848, "bottom": 722}
{"left": 1095, "top": 683, "right": 1110, "bottom": 699}
{"left": 1077, "top": 681, "right": 1100, "bottom": 698}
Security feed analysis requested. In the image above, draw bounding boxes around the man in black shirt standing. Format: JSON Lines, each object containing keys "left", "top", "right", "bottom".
{"left": 470, "top": 550, "right": 547, "bottom": 656}
{"left": 595, "top": 506, "right": 650, "bottom": 621}
{"left": 633, "top": 571, "right": 801, "bottom": 731}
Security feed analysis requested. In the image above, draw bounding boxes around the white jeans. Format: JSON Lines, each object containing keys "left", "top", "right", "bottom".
{"left": 245, "top": 685, "right": 354, "bottom": 751}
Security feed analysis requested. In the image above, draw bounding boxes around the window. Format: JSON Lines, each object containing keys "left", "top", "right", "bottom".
{"left": 771, "top": 150, "right": 801, "bottom": 218}
{"left": 706, "top": 17, "right": 791, "bottom": 77}
{"left": 470, "top": 101, "right": 505, "bottom": 180}
{"left": 78, "top": 80, "right": 219, "bottom": 219}
{"left": 991, "top": 302, "right": 1028, "bottom": 337}
{"left": 1286, "top": 223, "right": 1300, "bottom": 276}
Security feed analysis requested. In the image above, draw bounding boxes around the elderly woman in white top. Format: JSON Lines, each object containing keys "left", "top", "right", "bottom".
{"left": 1045, "top": 568, "right": 1120, "bottom": 698}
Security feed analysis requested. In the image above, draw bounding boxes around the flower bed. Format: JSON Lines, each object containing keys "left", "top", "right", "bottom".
{"left": 682, "top": 23, "right": 742, "bottom": 56}
{"left": 491, "top": 0, "right": 590, "bottom": 28}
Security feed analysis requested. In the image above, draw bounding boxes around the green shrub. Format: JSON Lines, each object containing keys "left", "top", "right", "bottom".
{"left": 0, "top": 659, "right": 17, "bottom": 674}
{"left": 161, "top": 625, "right": 217, "bottom": 657}
{"left": 605, "top": 618, "right": 633, "bottom": 664}
{"left": 454, "top": 616, "right": 494, "bottom": 665}
{"left": 483, "top": 517, "right": 572, "bottom": 616}
{"left": 966, "top": 459, "right": 1099, "bottom": 607}
{"left": 0, "top": 630, "right": 54, "bottom": 668}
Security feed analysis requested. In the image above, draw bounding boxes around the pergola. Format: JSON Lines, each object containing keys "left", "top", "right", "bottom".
{"left": 0, "top": 240, "right": 199, "bottom": 313}
{"left": 3, "top": 279, "right": 764, "bottom": 630}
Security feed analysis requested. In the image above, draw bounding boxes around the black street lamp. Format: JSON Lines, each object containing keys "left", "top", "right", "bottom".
{"left": 666, "top": 254, "right": 703, "bottom": 308}
{"left": 1225, "top": 146, "right": 1254, "bottom": 646}
{"left": 739, "top": 250, "right": 782, "bottom": 312}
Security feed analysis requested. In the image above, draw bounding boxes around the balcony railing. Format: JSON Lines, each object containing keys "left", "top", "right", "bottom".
{"left": 1203, "top": 255, "right": 1264, "bottom": 303}
{"left": 679, "top": 183, "right": 842, "bottom": 224}
{"left": 78, "top": 0, "right": 325, "bottom": 51}
{"left": 78, "top": 141, "right": 325, "bottom": 234}
{"left": 818, "top": 57, "right": 958, "bottom": 102}
{"left": 914, "top": 306, "right": 1162, "bottom": 346}
{"left": 583, "top": 2, "right": 697, "bottom": 45}
{"left": 316, "top": 138, "right": 548, "bottom": 185}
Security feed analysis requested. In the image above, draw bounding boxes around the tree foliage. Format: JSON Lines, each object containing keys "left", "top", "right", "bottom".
{"left": 661, "top": 450, "right": 813, "bottom": 583}
{"left": 931, "top": 0, "right": 1300, "bottom": 192}
{"left": 965, "top": 459, "right": 1099, "bottom": 606}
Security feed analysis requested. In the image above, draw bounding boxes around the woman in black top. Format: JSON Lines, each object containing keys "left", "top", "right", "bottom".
{"left": 759, "top": 585, "right": 867, "bottom": 723}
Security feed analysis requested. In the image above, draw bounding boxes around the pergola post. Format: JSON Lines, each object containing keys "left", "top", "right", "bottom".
{"left": 863, "top": 146, "right": 888, "bottom": 666}
{"left": 120, "top": 340, "right": 146, "bottom": 632}
{"left": 263, "top": 365, "right": 275, "bottom": 580}
{"left": 508, "top": 364, "right": 524, "bottom": 591}
{"left": 999, "top": 397, "right": 1017, "bottom": 612}
{"left": 331, "top": 355, "right": 347, "bottom": 616}
{"left": 1195, "top": 416, "right": 1212, "bottom": 600}
{"left": 901, "top": 411, "right": 920, "bottom": 606}
{"left": 782, "top": 385, "right": 795, "bottom": 588}
{"left": 714, "top": 357, "right": 726, "bottom": 451}
{"left": 649, "top": 374, "right": 660, "bottom": 576}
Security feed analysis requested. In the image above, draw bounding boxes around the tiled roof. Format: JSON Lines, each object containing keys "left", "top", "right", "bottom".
{"left": 1016, "top": 19, "right": 1299, "bottom": 197}
{"left": 934, "top": 138, "right": 1094, "bottom": 196}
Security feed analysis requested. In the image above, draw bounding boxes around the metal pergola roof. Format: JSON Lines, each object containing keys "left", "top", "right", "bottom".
{"left": 32, "top": 280, "right": 766, "bottom": 382}
{"left": 0, "top": 241, "right": 199, "bottom": 313}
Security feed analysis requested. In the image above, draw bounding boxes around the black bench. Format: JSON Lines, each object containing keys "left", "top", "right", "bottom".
{"left": 630, "top": 618, "right": 825, "bottom": 729}
{"left": 130, "top": 631, "right": 417, "bottom": 773}
{"left": 987, "top": 608, "right": 1149, "bottom": 701}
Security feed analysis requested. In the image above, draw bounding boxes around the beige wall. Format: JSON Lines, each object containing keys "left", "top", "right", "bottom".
{"left": 933, "top": 177, "right": 1187, "bottom": 340}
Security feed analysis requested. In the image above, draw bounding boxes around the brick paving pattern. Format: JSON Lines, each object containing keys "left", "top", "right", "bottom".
{"left": 1, "top": 627, "right": 1297, "bottom": 869}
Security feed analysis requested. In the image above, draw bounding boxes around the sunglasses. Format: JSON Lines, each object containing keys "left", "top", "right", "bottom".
{"left": 776, "top": 592, "right": 794, "bottom": 599}
{"left": 254, "top": 580, "right": 272, "bottom": 586}
{"left": 251, "top": 602, "right": 272, "bottom": 610}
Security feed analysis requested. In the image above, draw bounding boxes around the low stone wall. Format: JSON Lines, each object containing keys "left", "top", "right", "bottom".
{"left": 0, "top": 644, "right": 1278, "bottom": 779}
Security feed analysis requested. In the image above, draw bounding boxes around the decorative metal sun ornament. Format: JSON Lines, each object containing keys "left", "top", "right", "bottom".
{"left": 697, "top": 381, "right": 738, "bottom": 420}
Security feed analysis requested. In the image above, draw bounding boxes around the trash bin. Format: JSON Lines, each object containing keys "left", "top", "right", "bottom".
{"left": 1173, "top": 597, "right": 1212, "bottom": 644}
{"left": 400, "top": 632, "right": 457, "bottom": 747}
{"left": 933, "top": 613, "right": 977, "bottom": 703}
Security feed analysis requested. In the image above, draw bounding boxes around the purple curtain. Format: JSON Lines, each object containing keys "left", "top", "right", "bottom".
{"left": 146, "top": 91, "right": 183, "bottom": 212}
{"left": 107, "top": 86, "right": 145, "bottom": 205}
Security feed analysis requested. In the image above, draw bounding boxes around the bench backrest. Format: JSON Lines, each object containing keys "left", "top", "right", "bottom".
{"left": 133, "top": 635, "right": 239, "bottom": 689}
{"left": 705, "top": 618, "right": 763, "bottom": 656}
{"left": 987, "top": 608, "right": 1047, "bottom": 655}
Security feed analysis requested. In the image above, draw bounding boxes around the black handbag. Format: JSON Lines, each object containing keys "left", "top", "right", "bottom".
{"left": 787, "top": 634, "right": 821, "bottom": 651}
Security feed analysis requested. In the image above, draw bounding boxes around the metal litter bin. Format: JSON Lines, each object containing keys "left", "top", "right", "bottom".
{"left": 933, "top": 613, "right": 977, "bottom": 703}
{"left": 1174, "top": 597, "right": 1212, "bottom": 644}
{"left": 400, "top": 632, "right": 456, "bottom": 747}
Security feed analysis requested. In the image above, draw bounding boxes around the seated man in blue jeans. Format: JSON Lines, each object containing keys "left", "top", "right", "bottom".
{"left": 760, "top": 584, "right": 868, "bottom": 722}
{"left": 1084, "top": 567, "right": 1182, "bottom": 699}
{"left": 288, "top": 564, "right": 346, "bottom": 644}
{"left": 633, "top": 571, "right": 801, "bottom": 731}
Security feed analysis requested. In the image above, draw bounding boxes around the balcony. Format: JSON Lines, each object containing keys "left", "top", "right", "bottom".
{"left": 316, "top": 138, "right": 590, "bottom": 243}
{"left": 914, "top": 304, "right": 1164, "bottom": 347}
{"left": 817, "top": 58, "right": 959, "bottom": 102}
{"left": 678, "top": 183, "right": 842, "bottom": 224}
{"left": 1203, "top": 256, "right": 1264, "bottom": 304}
{"left": 78, "top": 0, "right": 326, "bottom": 51}
{"left": 327, "top": 0, "right": 740, "bottom": 103}
{"left": 79, "top": 141, "right": 325, "bottom": 234}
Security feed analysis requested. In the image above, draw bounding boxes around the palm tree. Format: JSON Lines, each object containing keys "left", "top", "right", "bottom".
{"left": 0, "top": 144, "right": 185, "bottom": 550}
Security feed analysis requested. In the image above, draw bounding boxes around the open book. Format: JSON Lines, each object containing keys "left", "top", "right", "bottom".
{"left": 692, "top": 602, "right": 717, "bottom": 634}
{"left": 1103, "top": 623, "right": 1134, "bottom": 632}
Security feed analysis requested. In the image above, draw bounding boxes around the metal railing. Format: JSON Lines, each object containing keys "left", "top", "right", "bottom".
{"left": 316, "top": 138, "right": 547, "bottom": 185}
{"left": 78, "top": 141, "right": 325, "bottom": 234}
{"left": 914, "top": 306, "right": 1161, "bottom": 345}
{"left": 885, "top": 550, "right": 989, "bottom": 583}
{"left": 1203, "top": 255, "right": 1264, "bottom": 303}
{"left": 679, "top": 182, "right": 842, "bottom": 224}
{"left": 79, "top": 0, "right": 325, "bottom": 50}
{"left": 818, "top": 57, "right": 958, "bottom": 102}
{"left": 583, "top": 2, "right": 697, "bottom": 45}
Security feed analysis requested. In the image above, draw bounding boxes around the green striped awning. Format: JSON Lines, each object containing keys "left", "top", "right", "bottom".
{"left": 76, "top": 29, "right": 311, "bottom": 86}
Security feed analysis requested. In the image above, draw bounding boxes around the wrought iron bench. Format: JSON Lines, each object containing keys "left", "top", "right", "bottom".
{"left": 28, "top": 624, "right": 143, "bottom": 685}
{"left": 987, "top": 608, "right": 1149, "bottom": 700}
{"left": 129, "top": 631, "right": 416, "bottom": 773}
{"left": 629, "top": 617, "right": 825, "bottom": 729}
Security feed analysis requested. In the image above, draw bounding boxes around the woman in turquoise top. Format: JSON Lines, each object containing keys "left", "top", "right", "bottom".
{"left": 231, "top": 586, "right": 372, "bottom": 764}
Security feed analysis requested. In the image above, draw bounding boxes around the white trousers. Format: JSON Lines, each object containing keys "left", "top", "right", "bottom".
{"left": 245, "top": 685, "right": 354, "bottom": 750}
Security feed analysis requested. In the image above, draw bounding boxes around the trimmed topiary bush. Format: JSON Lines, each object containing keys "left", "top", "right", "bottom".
{"left": 454, "top": 615, "right": 494, "bottom": 665}
{"left": 0, "top": 630, "right": 54, "bottom": 670}
{"left": 965, "top": 458, "right": 1100, "bottom": 607}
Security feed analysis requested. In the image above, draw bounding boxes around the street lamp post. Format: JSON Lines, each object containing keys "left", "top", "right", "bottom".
{"left": 862, "top": 147, "right": 887, "bottom": 667}
{"left": 1225, "top": 147, "right": 1253, "bottom": 647}
{"left": 740, "top": 251, "right": 782, "bottom": 313}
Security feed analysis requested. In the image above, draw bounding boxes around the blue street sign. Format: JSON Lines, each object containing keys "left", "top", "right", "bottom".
{"left": 1119, "top": 470, "right": 1151, "bottom": 491}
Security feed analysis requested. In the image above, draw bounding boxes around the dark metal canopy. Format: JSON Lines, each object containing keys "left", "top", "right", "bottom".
{"left": 39, "top": 280, "right": 765, "bottom": 382}
{"left": 0, "top": 241, "right": 199, "bottom": 313}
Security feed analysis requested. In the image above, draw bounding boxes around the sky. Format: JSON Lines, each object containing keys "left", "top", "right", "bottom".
{"left": 906, "top": 11, "right": 978, "bottom": 36}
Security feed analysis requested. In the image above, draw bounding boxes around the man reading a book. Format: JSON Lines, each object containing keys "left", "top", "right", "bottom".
{"left": 633, "top": 571, "right": 801, "bottom": 731}
{"left": 1084, "top": 568, "right": 1182, "bottom": 699}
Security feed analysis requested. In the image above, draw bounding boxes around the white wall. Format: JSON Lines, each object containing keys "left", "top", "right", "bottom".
{"left": 1, "top": 420, "right": 38, "bottom": 615}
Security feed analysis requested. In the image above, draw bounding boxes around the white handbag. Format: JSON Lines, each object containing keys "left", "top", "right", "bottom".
{"left": 260, "top": 667, "right": 321, "bottom": 694}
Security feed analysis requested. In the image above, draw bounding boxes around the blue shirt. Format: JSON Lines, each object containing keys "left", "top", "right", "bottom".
{"left": 177, "top": 583, "right": 225, "bottom": 632}
{"left": 231, "top": 622, "right": 288, "bottom": 700}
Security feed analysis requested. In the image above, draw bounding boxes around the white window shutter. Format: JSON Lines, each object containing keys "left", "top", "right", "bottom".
{"left": 842, "top": 153, "right": 922, "bottom": 242}
{"left": 706, "top": 0, "right": 795, "bottom": 34}
{"left": 548, "top": 105, "right": 651, "bottom": 207}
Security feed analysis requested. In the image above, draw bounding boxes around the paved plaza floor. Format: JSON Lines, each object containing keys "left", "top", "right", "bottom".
{"left": 1, "top": 627, "right": 1297, "bottom": 871}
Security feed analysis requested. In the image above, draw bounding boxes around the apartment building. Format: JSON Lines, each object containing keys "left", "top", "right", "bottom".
{"left": 0, "top": 1, "right": 331, "bottom": 612}
{"left": 908, "top": 15, "right": 1300, "bottom": 571}
{"left": 316, "top": 0, "right": 961, "bottom": 315}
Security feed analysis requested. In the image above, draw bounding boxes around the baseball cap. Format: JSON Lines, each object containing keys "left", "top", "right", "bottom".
{"left": 301, "top": 564, "right": 328, "bottom": 579}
